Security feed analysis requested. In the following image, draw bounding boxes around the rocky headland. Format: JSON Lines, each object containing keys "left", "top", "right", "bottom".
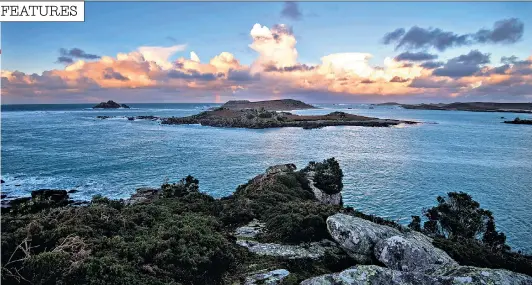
{"left": 92, "top": 100, "right": 130, "bottom": 109}
{"left": 221, "top": 99, "right": 317, "bottom": 111}
{"left": 2, "top": 158, "right": 531, "bottom": 284}
{"left": 400, "top": 102, "right": 532, "bottom": 114}
{"left": 504, "top": 117, "right": 532, "bottom": 125}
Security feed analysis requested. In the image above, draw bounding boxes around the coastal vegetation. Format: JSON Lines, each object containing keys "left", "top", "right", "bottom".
{"left": 2, "top": 159, "right": 531, "bottom": 284}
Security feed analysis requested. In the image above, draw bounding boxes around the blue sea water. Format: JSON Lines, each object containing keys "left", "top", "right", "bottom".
{"left": 1, "top": 103, "right": 531, "bottom": 252}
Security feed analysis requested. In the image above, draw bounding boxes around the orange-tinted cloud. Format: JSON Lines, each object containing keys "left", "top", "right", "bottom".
{"left": 2, "top": 23, "right": 532, "bottom": 103}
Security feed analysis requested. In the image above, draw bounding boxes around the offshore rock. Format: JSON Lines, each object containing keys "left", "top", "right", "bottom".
{"left": 93, "top": 100, "right": 129, "bottom": 109}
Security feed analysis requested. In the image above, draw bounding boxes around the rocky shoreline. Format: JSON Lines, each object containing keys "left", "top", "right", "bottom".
{"left": 2, "top": 158, "right": 531, "bottom": 284}
{"left": 97, "top": 108, "right": 417, "bottom": 129}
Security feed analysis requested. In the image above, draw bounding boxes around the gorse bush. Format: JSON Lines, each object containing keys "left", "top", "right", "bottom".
{"left": 409, "top": 191, "right": 532, "bottom": 276}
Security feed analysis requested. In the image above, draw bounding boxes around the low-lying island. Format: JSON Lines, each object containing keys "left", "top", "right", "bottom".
{"left": 97, "top": 99, "right": 418, "bottom": 129}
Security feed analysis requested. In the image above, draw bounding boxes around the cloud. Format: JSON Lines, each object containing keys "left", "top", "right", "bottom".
{"left": 263, "top": 63, "right": 316, "bottom": 72}
{"left": 281, "top": 2, "right": 302, "bottom": 20}
{"left": 473, "top": 18, "right": 524, "bottom": 44}
{"left": 383, "top": 18, "right": 524, "bottom": 51}
{"left": 103, "top": 68, "right": 129, "bottom": 81}
{"left": 60, "top": 48, "right": 100, "bottom": 60}
{"left": 390, "top": 76, "right": 409, "bottom": 83}
{"left": 3, "top": 23, "right": 532, "bottom": 103}
{"left": 395, "top": 51, "right": 438, "bottom": 62}
{"left": 420, "top": 61, "right": 444, "bottom": 69}
{"left": 432, "top": 50, "right": 491, "bottom": 78}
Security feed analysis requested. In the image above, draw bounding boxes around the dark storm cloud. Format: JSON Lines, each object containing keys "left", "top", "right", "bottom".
{"left": 420, "top": 61, "right": 444, "bottom": 69}
{"left": 382, "top": 18, "right": 524, "bottom": 51}
{"left": 389, "top": 76, "right": 409, "bottom": 83}
{"left": 473, "top": 18, "right": 524, "bottom": 44}
{"left": 60, "top": 48, "right": 100, "bottom": 60}
{"left": 281, "top": 2, "right": 302, "bottom": 20}
{"left": 433, "top": 50, "right": 491, "bottom": 78}
{"left": 395, "top": 51, "right": 438, "bottom": 62}
{"left": 103, "top": 68, "right": 129, "bottom": 81}
{"left": 56, "top": 56, "right": 74, "bottom": 64}
{"left": 382, "top": 28, "right": 405, "bottom": 45}
{"left": 501, "top": 55, "right": 532, "bottom": 65}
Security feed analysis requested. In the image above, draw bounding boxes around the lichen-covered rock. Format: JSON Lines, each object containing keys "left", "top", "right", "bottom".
{"left": 244, "top": 269, "right": 290, "bottom": 285}
{"left": 235, "top": 219, "right": 265, "bottom": 239}
{"left": 301, "top": 265, "right": 532, "bottom": 285}
{"left": 374, "top": 231, "right": 457, "bottom": 272}
{"left": 266, "top": 164, "right": 297, "bottom": 175}
{"left": 327, "top": 214, "right": 401, "bottom": 263}
{"left": 236, "top": 239, "right": 337, "bottom": 260}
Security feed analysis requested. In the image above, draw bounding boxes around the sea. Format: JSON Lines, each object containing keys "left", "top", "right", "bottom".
{"left": 1, "top": 103, "right": 531, "bottom": 252}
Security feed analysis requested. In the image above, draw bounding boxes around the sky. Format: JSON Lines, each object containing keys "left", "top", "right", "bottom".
{"left": 1, "top": 2, "right": 532, "bottom": 104}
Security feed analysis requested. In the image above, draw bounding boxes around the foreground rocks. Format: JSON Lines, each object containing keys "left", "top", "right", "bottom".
{"left": 327, "top": 214, "right": 457, "bottom": 270}
{"left": 93, "top": 100, "right": 130, "bottom": 109}
{"left": 301, "top": 265, "right": 532, "bottom": 285}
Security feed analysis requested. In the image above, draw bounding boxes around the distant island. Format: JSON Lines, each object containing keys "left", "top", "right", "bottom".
{"left": 93, "top": 100, "right": 130, "bottom": 109}
{"left": 504, "top": 117, "right": 532, "bottom": 125}
{"left": 374, "top": 102, "right": 401, "bottom": 106}
{"left": 220, "top": 99, "right": 317, "bottom": 111}
{"left": 399, "top": 102, "right": 532, "bottom": 114}
{"left": 97, "top": 99, "right": 417, "bottom": 129}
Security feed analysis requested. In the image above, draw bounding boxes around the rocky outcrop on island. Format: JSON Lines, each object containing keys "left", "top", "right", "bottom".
{"left": 504, "top": 117, "right": 532, "bottom": 125}
{"left": 92, "top": 100, "right": 130, "bottom": 109}
{"left": 221, "top": 99, "right": 317, "bottom": 111}
{"left": 400, "top": 102, "right": 532, "bottom": 114}
{"left": 2, "top": 158, "right": 531, "bottom": 284}
{"left": 160, "top": 108, "right": 416, "bottom": 129}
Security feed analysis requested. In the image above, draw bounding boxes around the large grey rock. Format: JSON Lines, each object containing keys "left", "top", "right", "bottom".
{"left": 327, "top": 214, "right": 401, "bottom": 263}
{"left": 374, "top": 231, "right": 457, "bottom": 272}
{"left": 236, "top": 239, "right": 337, "bottom": 260}
{"left": 245, "top": 269, "right": 290, "bottom": 285}
{"left": 300, "top": 265, "right": 532, "bottom": 285}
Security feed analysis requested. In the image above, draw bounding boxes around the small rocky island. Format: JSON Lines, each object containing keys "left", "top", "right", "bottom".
{"left": 2, "top": 158, "right": 531, "bottom": 284}
{"left": 221, "top": 99, "right": 317, "bottom": 111}
{"left": 93, "top": 100, "right": 130, "bottom": 109}
{"left": 504, "top": 117, "right": 532, "bottom": 125}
